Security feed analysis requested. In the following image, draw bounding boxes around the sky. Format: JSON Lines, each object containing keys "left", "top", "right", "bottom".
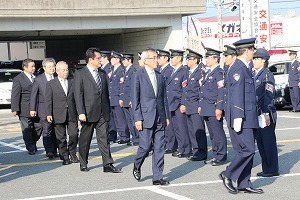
{"left": 194, "top": 0, "right": 300, "bottom": 19}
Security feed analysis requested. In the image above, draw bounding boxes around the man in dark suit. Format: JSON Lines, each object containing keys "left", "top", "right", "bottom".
{"left": 73, "top": 47, "right": 121, "bottom": 173}
{"left": 219, "top": 38, "right": 263, "bottom": 194}
{"left": 30, "top": 58, "right": 58, "bottom": 159}
{"left": 11, "top": 59, "right": 42, "bottom": 155}
{"left": 132, "top": 48, "right": 170, "bottom": 185}
{"left": 45, "top": 61, "right": 79, "bottom": 165}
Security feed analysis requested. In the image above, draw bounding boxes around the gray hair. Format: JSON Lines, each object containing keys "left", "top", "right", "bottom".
{"left": 42, "top": 58, "right": 56, "bottom": 68}
{"left": 55, "top": 61, "right": 68, "bottom": 71}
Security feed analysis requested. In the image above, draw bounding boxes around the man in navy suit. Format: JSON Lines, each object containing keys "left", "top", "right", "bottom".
{"left": 183, "top": 49, "right": 207, "bottom": 161}
{"left": 11, "top": 59, "right": 42, "bottom": 155}
{"left": 120, "top": 53, "right": 139, "bottom": 146}
{"left": 132, "top": 48, "right": 170, "bottom": 185}
{"left": 288, "top": 50, "right": 300, "bottom": 112}
{"left": 219, "top": 38, "right": 263, "bottom": 194}
{"left": 30, "top": 58, "right": 58, "bottom": 159}
{"left": 199, "top": 48, "right": 227, "bottom": 166}
{"left": 45, "top": 61, "right": 79, "bottom": 165}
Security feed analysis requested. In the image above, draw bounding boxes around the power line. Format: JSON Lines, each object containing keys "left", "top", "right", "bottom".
{"left": 270, "top": 0, "right": 300, "bottom": 3}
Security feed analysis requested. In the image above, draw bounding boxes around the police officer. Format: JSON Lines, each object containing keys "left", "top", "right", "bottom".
{"left": 137, "top": 52, "right": 144, "bottom": 68}
{"left": 219, "top": 38, "right": 263, "bottom": 194}
{"left": 252, "top": 48, "right": 279, "bottom": 177}
{"left": 156, "top": 49, "right": 177, "bottom": 154}
{"left": 199, "top": 48, "right": 227, "bottom": 166}
{"left": 183, "top": 49, "right": 207, "bottom": 161}
{"left": 120, "top": 53, "right": 139, "bottom": 146}
{"left": 109, "top": 51, "right": 130, "bottom": 144}
{"left": 288, "top": 50, "right": 300, "bottom": 112}
{"left": 166, "top": 49, "right": 191, "bottom": 158}
{"left": 223, "top": 45, "right": 237, "bottom": 72}
{"left": 100, "top": 50, "right": 118, "bottom": 143}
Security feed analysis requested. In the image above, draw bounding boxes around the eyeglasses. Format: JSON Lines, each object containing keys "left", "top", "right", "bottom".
{"left": 146, "top": 56, "right": 157, "bottom": 60}
{"left": 187, "top": 58, "right": 195, "bottom": 61}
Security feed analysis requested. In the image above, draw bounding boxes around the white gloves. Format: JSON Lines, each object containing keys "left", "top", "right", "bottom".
{"left": 233, "top": 118, "right": 242, "bottom": 132}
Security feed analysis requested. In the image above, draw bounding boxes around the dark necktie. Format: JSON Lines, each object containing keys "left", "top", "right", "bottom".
{"left": 30, "top": 74, "right": 34, "bottom": 83}
{"left": 188, "top": 70, "right": 192, "bottom": 78}
{"left": 94, "top": 69, "right": 101, "bottom": 90}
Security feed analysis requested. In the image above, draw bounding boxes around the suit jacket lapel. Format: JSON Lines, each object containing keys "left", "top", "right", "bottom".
{"left": 54, "top": 78, "right": 66, "bottom": 96}
{"left": 22, "top": 72, "right": 32, "bottom": 85}
{"left": 84, "top": 67, "right": 98, "bottom": 91}
{"left": 142, "top": 68, "right": 156, "bottom": 96}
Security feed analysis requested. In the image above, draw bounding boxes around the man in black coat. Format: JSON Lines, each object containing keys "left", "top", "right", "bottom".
{"left": 45, "top": 61, "right": 79, "bottom": 165}
{"left": 11, "top": 59, "right": 42, "bottom": 155}
{"left": 73, "top": 47, "right": 121, "bottom": 173}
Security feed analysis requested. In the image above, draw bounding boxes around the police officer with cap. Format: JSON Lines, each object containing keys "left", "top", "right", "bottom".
{"left": 252, "top": 48, "right": 279, "bottom": 177}
{"left": 137, "top": 52, "right": 144, "bottom": 68}
{"left": 100, "top": 50, "right": 113, "bottom": 74}
{"left": 219, "top": 38, "right": 263, "bottom": 194}
{"left": 156, "top": 49, "right": 177, "bottom": 154}
{"left": 120, "top": 53, "right": 139, "bottom": 146}
{"left": 199, "top": 47, "right": 227, "bottom": 165}
{"left": 166, "top": 49, "right": 191, "bottom": 157}
{"left": 109, "top": 51, "right": 130, "bottom": 144}
{"left": 288, "top": 50, "right": 300, "bottom": 112}
{"left": 223, "top": 45, "right": 237, "bottom": 72}
{"left": 183, "top": 48, "right": 207, "bottom": 161}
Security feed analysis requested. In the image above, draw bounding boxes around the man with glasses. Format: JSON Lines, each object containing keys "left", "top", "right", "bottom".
{"left": 199, "top": 48, "right": 227, "bottom": 166}
{"left": 183, "top": 49, "right": 207, "bottom": 161}
{"left": 166, "top": 49, "right": 191, "bottom": 158}
{"left": 287, "top": 50, "right": 300, "bottom": 112}
{"left": 219, "top": 38, "right": 263, "bottom": 194}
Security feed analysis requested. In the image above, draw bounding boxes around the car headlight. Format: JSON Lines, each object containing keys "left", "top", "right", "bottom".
{"left": 275, "top": 83, "right": 287, "bottom": 90}
{"left": 0, "top": 88, "right": 10, "bottom": 95}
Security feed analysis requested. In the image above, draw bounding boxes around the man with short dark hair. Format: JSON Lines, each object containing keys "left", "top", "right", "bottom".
{"left": 11, "top": 59, "right": 42, "bottom": 155}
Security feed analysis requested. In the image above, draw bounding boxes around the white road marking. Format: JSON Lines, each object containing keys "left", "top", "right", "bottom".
{"left": 15, "top": 172, "right": 300, "bottom": 200}
{"left": 276, "top": 127, "right": 300, "bottom": 131}
{"left": 0, "top": 141, "right": 26, "bottom": 151}
{"left": 278, "top": 115, "right": 300, "bottom": 119}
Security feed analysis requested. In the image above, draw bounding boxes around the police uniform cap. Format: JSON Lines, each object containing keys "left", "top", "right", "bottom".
{"left": 223, "top": 45, "right": 236, "bottom": 55}
{"left": 253, "top": 48, "right": 270, "bottom": 60}
{"left": 121, "top": 53, "right": 134, "bottom": 59}
{"left": 233, "top": 37, "right": 256, "bottom": 49}
{"left": 205, "top": 47, "right": 222, "bottom": 57}
{"left": 156, "top": 49, "right": 170, "bottom": 57}
{"left": 111, "top": 51, "right": 123, "bottom": 59}
{"left": 185, "top": 48, "right": 202, "bottom": 59}
{"left": 100, "top": 50, "right": 111, "bottom": 56}
{"left": 169, "top": 49, "right": 185, "bottom": 57}
{"left": 288, "top": 50, "right": 298, "bottom": 55}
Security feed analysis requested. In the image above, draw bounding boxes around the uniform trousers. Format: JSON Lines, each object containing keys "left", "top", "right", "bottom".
{"left": 78, "top": 116, "right": 114, "bottom": 167}
{"left": 19, "top": 116, "right": 42, "bottom": 152}
{"left": 112, "top": 105, "right": 129, "bottom": 141}
{"left": 224, "top": 128, "right": 255, "bottom": 189}
{"left": 289, "top": 86, "right": 300, "bottom": 111}
{"left": 165, "top": 112, "right": 177, "bottom": 151}
{"left": 123, "top": 107, "right": 139, "bottom": 143}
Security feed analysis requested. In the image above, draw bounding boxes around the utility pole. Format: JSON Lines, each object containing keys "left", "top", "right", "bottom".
{"left": 217, "top": 0, "right": 223, "bottom": 51}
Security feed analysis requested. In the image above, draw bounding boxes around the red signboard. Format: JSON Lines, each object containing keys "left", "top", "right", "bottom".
{"left": 270, "top": 22, "right": 283, "bottom": 35}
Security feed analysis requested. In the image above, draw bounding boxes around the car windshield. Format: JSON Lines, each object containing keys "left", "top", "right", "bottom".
{"left": 0, "top": 71, "right": 20, "bottom": 82}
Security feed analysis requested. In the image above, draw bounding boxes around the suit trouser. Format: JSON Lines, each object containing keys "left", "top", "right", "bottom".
{"left": 165, "top": 111, "right": 177, "bottom": 151}
{"left": 123, "top": 107, "right": 139, "bottom": 143}
{"left": 40, "top": 118, "right": 57, "bottom": 154}
{"left": 54, "top": 121, "right": 78, "bottom": 160}
{"left": 19, "top": 116, "right": 42, "bottom": 152}
{"left": 112, "top": 105, "right": 130, "bottom": 141}
{"left": 224, "top": 128, "right": 255, "bottom": 189}
{"left": 289, "top": 86, "right": 300, "bottom": 111}
{"left": 78, "top": 116, "right": 114, "bottom": 167}
{"left": 254, "top": 122, "right": 279, "bottom": 173}
{"left": 204, "top": 116, "right": 227, "bottom": 161}
{"left": 171, "top": 108, "right": 191, "bottom": 154}
{"left": 187, "top": 114, "right": 207, "bottom": 159}
{"left": 108, "top": 109, "right": 118, "bottom": 141}
{"left": 134, "top": 115, "right": 165, "bottom": 181}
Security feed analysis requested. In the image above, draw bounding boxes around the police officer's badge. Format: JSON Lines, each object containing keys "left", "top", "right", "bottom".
{"left": 119, "top": 77, "right": 124, "bottom": 83}
{"left": 209, "top": 76, "right": 213, "bottom": 79}
{"left": 233, "top": 73, "right": 240, "bottom": 81}
{"left": 224, "top": 46, "right": 228, "bottom": 51}
{"left": 186, "top": 50, "right": 190, "bottom": 54}
{"left": 182, "top": 79, "right": 187, "bottom": 87}
{"left": 157, "top": 50, "right": 160, "bottom": 55}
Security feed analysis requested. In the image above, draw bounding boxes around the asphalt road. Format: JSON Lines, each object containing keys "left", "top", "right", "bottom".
{"left": 0, "top": 106, "right": 300, "bottom": 200}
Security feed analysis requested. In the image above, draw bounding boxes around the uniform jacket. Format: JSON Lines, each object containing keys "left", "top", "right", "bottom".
{"left": 119, "top": 65, "right": 136, "bottom": 107}
{"left": 225, "top": 59, "right": 259, "bottom": 129}
{"left": 166, "top": 65, "right": 188, "bottom": 112}
{"left": 132, "top": 67, "right": 169, "bottom": 129}
{"left": 108, "top": 65, "right": 125, "bottom": 106}
{"left": 288, "top": 60, "right": 300, "bottom": 87}
{"left": 102, "top": 62, "right": 113, "bottom": 75}
{"left": 156, "top": 64, "right": 173, "bottom": 83}
{"left": 183, "top": 64, "right": 206, "bottom": 115}
{"left": 11, "top": 72, "right": 33, "bottom": 117}
{"left": 73, "top": 66, "right": 110, "bottom": 122}
{"left": 45, "top": 77, "right": 78, "bottom": 123}
{"left": 199, "top": 65, "right": 225, "bottom": 116}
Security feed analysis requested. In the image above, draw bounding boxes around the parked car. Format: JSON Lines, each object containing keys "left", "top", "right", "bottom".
{"left": 268, "top": 60, "right": 291, "bottom": 108}
{"left": 0, "top": 69, "right": 22, "bottom": 105}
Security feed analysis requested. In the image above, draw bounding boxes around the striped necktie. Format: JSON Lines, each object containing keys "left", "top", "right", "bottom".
{"left": 94, "top": 69, "right": 101, "bottom": 90}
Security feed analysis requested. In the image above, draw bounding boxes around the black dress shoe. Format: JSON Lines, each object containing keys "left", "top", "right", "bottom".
{"left": 28, "top": 151, "right": 35, "bottom": 155}
{"left": 153, "top": 179, "right": 170, "bottom": 186}
{"left": 80, "top": 166, "right": 89, "bottom": 172}
{"left": 133, "top": 166, "right": 141, "bottom": 181}
{"left": 219, "top": 171, "right": 238, "bottom": 194}
{"left": 239, "top": 187, "right": 264, "bottom": 194}
{"left": 177, "top": 153, "right": 190, "bottom": 158}
{"left": 171, "top": 151, "right": 179, "bottom": 157}
{"left": 63, "top": 159, "right": 71, "bottom": 165}
{"left": 70, "top": 155, "right": 79, "bottom": 163}
{"left": 118, "top": 140, "right": 130, "bottom": 144}
{"left": 257, "top": 171, "right": 279, "bottom": 177}
{"left": 164, "top": 149, "right": 173, "bottom": 154}
{"left": 103, "top": 164, "right": 122, "bottom": 173}
{"left": 46, "top": 152, "right": 54, "bottom": 159}
{"left": 187, "top": 156, "right": 206, "bottom": 161}
{"left": 212, "top": 160, "right": 226, "bottom": 166}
